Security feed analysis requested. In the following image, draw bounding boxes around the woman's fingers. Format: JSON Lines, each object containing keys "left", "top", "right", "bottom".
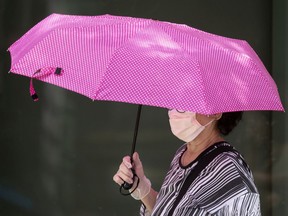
{"left": 122, "top": 156, "right": 132, "bottom": 168}
{"left": 113, "top": 156, "right": 134, "bottom": 185}
{"left": 113, "top": 171, "right": 129, "bottom": 185}
{"left": 113, "top": 173, "right": 123, "bottom": 185}
{"left": 119, "top": 162, "right": 133, "bottom": 176}
{"left": 113, "top": 169, "right": 133, "bottom": 185}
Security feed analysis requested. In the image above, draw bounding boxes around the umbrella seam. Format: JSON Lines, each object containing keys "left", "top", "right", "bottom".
{"left": 155, "top": 22, "right": 211, "bottom": 114}
{"left": 8, "top": 14, "right": 149, "bottom": 50}
{"left": 158, "top": 21, "right": 255, "bottom": 64}
{"left": 93, "top": 21, "right": 154, "bottom": 100}
{"left": 247, "top": 59, "right": 283, "bottom": 110}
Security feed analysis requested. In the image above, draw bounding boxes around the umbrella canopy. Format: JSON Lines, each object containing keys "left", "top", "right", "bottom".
{"left": 8, "top": 13, "right": 284, "bottom": 114}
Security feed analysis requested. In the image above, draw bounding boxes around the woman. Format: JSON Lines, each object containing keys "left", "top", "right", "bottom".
{"left": 113, "top": 109, "right": 261, "bottom": 215}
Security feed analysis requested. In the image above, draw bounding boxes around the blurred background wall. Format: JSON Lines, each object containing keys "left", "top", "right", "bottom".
{"left": 0, "top": 0, "right": 287, "bottom": 215}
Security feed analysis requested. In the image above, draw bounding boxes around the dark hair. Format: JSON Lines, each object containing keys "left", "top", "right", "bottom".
{"left": 217, "top": 111, "right": 243, "bottom": 136}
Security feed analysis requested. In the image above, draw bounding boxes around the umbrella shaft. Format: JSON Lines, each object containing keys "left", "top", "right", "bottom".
{"left": 130, "top": 105, "right": 142, "bottom": 162}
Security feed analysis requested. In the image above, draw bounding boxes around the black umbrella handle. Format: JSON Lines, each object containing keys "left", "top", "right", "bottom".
{"left": 121, "top": 105, "right": 142, "bottom": 191}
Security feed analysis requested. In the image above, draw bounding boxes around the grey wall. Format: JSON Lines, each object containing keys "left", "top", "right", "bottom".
{"left": 0, "top": 0, "right": 286, "bottom": 215}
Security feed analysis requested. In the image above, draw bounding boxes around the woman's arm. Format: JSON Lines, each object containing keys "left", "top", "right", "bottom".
{"left": 141, "top": 188, "right": 158, "bottom": 213}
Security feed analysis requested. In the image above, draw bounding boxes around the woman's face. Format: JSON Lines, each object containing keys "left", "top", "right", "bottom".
{"left": 168, "top": 109, "right": 222, "bottom": 142}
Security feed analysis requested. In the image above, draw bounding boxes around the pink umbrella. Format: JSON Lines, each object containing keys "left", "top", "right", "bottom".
{"left": 8, "top": 13, "right": 284, "bottom": 114}
{"left": 8, "top": 13, "right": 284, "bottom": 189}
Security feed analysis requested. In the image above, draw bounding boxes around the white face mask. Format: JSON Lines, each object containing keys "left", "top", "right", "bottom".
{"left": 168, "top": 110, "right": 213, "bottom": 143}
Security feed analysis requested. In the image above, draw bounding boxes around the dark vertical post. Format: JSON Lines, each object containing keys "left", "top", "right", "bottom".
{"left": 272, "top": 0, "right": 288, "bottom": 215}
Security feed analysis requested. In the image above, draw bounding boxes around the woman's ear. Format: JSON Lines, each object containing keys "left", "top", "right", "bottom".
{"left": 214, "top": 113, "right": 222, "bottom": 120}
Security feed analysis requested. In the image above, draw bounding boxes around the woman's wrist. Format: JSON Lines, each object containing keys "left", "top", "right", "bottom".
{"left": 130, "top": 176, "right": 151, "bottom": 200}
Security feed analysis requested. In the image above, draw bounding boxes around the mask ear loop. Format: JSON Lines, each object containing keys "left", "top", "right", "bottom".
{"left": 205, "top": 113, "right": 222, "bottom": 126}
{"left": 203, "top": 119, "right": 214, "bottom": 127}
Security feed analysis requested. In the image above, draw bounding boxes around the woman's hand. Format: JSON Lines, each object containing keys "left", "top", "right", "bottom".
{"left": 113, "top": 152, "right": 151, "bottom": 200}
{"left": 113, "top": 154, "right": 134, "bottom": 185}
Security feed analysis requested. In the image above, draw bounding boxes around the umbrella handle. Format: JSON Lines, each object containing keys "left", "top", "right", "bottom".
{"left": 120, "top": 168, "right": 140, "bottom": 195}
{"left": 120, "top": 105, "right": 142, "bottom": 192}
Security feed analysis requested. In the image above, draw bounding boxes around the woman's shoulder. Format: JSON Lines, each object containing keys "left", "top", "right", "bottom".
{"left": 209, "top": 142, "right": 249, "bottom": 167}
{"left": 213, "top": 143, "right": 251, "bottom": 174}
{"left": 203, "top": 143, "right": 259, "bottom": 193}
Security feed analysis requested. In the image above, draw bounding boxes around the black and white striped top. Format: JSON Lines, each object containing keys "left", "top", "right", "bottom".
{"left": 140, "top": 142, "right": 261, "bottom": 215}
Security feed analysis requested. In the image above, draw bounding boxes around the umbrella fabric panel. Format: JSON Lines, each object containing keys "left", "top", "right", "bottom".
{"left": 9, "top": 15, "right": 152, "bottom": 99}
{"left": 158, "top": 21, "right": 283, "bottom": 113}
{"left": 94, "top": 22, "right": 209, "bottom": 113}
{"left": 12, "top": 27, "right": 110, "bottom": 98}
{"left": 197, "top": 44, "right": 283, "bottom": 113}
{"left": 95, "top": 19, "right": 283, "bottom": 113}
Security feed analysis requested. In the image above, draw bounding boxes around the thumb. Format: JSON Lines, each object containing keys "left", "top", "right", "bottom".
{"left": 132, "top": 152, "right": 142, "bottom": 169}
{"left": 123, "top": 156, "right": 132, "bottom": 169}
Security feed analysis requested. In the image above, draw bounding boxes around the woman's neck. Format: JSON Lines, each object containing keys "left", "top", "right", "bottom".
{"left": 181, "top": 131, "right": 224, "bottom": 166}
{"left": 187, "top": 132, "right": 223, "bottom": 153}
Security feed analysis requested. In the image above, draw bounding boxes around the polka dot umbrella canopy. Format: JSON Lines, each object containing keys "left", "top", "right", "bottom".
{"left": 8, "top": 13, "right": 284, "bottom": 114}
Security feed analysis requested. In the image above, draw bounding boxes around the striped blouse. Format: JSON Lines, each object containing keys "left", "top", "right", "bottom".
{"left": 140, "top": 142, "right": 261, "bottom": 215}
